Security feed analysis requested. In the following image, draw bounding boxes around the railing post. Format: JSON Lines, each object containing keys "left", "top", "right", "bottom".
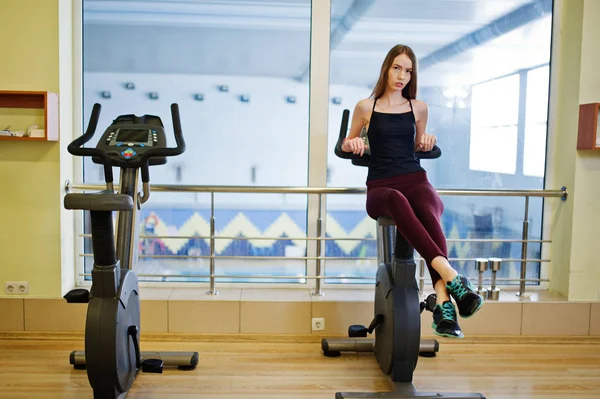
{"left": 418, "top": 258, "right": 425, "bottom": 295}
{"left": 313, "top": 193, "right": 325, "bottom": 296}
{"left": 517, "top": 196, "right": 529, "bottom": 297}
{"left": 207, "top": 192, "right": 218, "bottom": 295}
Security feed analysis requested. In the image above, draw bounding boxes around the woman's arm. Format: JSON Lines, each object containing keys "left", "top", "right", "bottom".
{"left": 342, "top": 99, "right": 371, "bottom": 156}
{"left": 414, "top": 100, "right": 436, "bottom": 152}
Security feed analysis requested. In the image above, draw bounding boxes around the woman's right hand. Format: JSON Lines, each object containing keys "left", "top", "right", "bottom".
{"left": 342, "top": 137, "right": 368, "bottom": 156}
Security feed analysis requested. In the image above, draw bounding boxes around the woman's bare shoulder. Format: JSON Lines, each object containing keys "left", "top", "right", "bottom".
{"left": 355, "top": 98, "right": 374, "bottom": 114}
{"left": 411, "top": 99, "right": 429, "bottom": 113}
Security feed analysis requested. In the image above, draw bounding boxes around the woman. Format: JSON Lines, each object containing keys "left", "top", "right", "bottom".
{"left": 341, "top": 44, "right": 483, "bottom": 338}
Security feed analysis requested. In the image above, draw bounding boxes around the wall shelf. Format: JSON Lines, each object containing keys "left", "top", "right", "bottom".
{"left": 577, "top": 102, "right": 600, "bottom": 150}
{"left": 0, "top": 90, "right": 59, "bottom": 141}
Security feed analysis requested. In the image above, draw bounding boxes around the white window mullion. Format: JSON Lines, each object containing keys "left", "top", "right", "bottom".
{"left": 67, "top": 0, "right": 85, "bottom": 287}
{"left": 541, "top": 0, "right": 562, "bottom": 292}
{"left": 306, "top": 0, "right": 331, "bottom": 295}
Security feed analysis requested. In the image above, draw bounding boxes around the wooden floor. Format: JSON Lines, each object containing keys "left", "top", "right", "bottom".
{"left": 0, "top": 335, "right": 599, "bottom": 399}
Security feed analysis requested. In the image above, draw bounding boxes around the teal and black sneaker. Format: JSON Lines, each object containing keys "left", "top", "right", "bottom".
{"left": 446, "top": 274, "right": 484, "bottom": 318}
{"left": 432, "top": 301, "right": 464, "bottom": 339}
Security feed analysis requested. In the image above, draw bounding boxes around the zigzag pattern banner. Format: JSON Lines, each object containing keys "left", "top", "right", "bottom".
{"left": 134, "top": 208, "right": 538, "bottom": 275}
{"left": 81, "top": 207, "right": 543, "bottom": 283}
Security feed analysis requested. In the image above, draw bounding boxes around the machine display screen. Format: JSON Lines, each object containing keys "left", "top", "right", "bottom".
{"left": 116, "top": 129, "right": 149, "bottom": 143}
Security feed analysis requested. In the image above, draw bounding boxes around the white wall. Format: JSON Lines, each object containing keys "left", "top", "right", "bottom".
{"left": 568, "top": 0, "right": 600, "bottom": 301}
{"left": 83, "top": 72, "right": 376, "bottom": 208}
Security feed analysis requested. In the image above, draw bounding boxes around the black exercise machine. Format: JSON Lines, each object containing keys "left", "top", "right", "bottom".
{"left": 63, "top": 103, "right": 199, "bottom": 399}
{"left": 321, "top": 109, "right": 485, "bottom": 399}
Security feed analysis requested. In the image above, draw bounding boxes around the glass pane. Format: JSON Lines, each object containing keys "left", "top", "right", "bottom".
{"left": 523, "top": 122, "right": 547, "bottom": 178}
{"left": 82, "top": 0, "right": 312, "bottom": 283}
{"left": 324, "top": 199, "right": 377, "bottom": 284}
{"left": 470, "top": 74, "right": 520, "bottom": 128}
{"left": 326, "top": 0, "right": 553, "bottom": 288}
{"left": 469, "top": 126, "right": 518, "bottom": 174}
{"left": 523, "top": 65, "right": 550, "bottom": 178}
{"left": 525, "top": 65, "right": 550, "bottom": 124}
{"left": 129, "top": 193, "right": 308, "bottom": 283}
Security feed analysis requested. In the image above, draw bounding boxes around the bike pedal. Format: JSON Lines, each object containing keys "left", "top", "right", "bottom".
{"left": 141, "top": 359, "right": 164, "bottom": 373}
{"left": 63, "top": 289, "right": 90, "bottom": 303}
{"left": 348, "top": 325, "right": 368, "bottom": 337}
{"left": 425, "top": 293, "right": 437, "bottom": 313}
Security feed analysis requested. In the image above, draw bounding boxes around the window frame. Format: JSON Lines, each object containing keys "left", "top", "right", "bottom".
{"left": 68, "top": 0, "right": 561, "bottom": 294}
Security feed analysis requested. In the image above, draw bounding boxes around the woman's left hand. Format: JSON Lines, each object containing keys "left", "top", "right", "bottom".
{"left": 416, "top": 133, "right": 437, "bottom": 152}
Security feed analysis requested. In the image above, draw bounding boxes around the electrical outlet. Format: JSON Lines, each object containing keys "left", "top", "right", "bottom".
{"left": 312, "top": 317, "right": 325, "bottom": 331}
{"left": 5, "top": 282, "right": 29, "bottom": 295}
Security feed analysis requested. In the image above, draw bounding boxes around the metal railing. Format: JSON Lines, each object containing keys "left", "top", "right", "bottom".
{"left": 66, "top": 182, "right": 568, "bottom": 297}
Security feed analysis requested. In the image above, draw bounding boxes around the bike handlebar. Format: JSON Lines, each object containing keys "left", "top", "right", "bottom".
{"left": 140, "top": 103, "right": 186, "bottom": 183}
{"left": 68, "top": 103, "right": 186, "bottom": 184}
{"left": 68, "top": 103, "right": 116, "bottom": 182}
{"left": 334, "top": 109, "right": 442, "bottom": 166}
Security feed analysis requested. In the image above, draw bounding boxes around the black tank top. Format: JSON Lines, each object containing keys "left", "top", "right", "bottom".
{"left": 366, "top": 98, "right": 424, "bottom": 181}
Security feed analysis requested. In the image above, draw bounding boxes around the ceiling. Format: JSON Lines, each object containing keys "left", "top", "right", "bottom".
{"left": 82, "top": 0, "right": 554, "bottom": 88}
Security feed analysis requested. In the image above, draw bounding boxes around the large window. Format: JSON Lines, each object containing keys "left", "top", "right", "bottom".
{"left": 79, "top": 0, "right": 555, "bottom": 291}
{"left": 325, "top": 0, "right": 554, "bottom": 287}
{"left": 81, "top": 0, "right": 312, "bottom": 283}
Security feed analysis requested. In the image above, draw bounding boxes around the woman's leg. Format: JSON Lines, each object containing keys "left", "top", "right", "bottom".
{"left": 403, "top": 181, "right": 453, "bottom": 287}
{"left": 401, "top": 182, "right": 466, "bottom": 338}
{"left": 404, "top": 180, "right": 484, "bottom": 319}
{"left": 366, "top": 186, "right": 466, "bottom": 337}
{"left": 366, "top": 187, "right": 446, "bottom": 264}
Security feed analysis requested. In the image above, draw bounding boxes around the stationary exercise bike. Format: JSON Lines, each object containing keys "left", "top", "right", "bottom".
{"left": 63, "top": 103, "right": 199, "bottom": 399}
{"left": 321, "top": 109, "right": 485, "bottom": 399}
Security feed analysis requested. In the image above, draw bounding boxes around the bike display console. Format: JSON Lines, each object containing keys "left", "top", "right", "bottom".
{"left": 92, "top": 114, "right": 168, "bottom": 168}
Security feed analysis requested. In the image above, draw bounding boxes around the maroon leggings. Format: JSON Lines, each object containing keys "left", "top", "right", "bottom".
{"left": 366, "top": 171, "right": 447, "bottom": 288}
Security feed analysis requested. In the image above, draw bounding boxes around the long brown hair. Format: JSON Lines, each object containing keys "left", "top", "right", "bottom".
{"left": 370, "top": 44, "right": 418, "bottom": 100}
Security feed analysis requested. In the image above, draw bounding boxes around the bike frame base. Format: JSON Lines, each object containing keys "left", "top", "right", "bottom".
{"left": 335, "top": 382, "right": 485, "bottom": 398}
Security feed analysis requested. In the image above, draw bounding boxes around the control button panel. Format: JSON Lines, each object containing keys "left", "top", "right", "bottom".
{"left": 105, "top": 130, "right": 116, "bottom": 143}
{"left": 121, "top": 148, "right": 137, "bottom": 159}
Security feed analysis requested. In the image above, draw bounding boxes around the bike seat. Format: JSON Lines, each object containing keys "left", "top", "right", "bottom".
{"left": 64, "top": 191, "right": 134, "bottom": 211}
{"left": 377, "top": 216, "right": 395, "bottom": 227}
